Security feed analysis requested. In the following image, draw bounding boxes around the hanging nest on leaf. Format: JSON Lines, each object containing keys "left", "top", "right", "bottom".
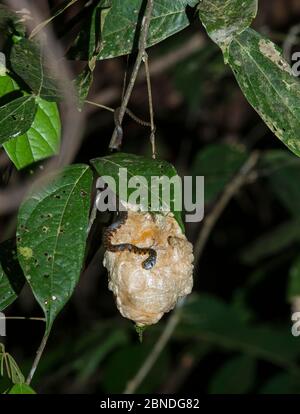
{"left": 103, "top": 210, "right": 194, "bottom": 326}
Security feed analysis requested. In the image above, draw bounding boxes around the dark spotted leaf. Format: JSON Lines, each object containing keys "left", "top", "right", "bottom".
{"left": 17, "top": 165, "right": 93, "bottom": 332}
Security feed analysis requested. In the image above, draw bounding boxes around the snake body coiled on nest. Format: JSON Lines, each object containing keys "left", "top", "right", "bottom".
{"left": 103, "top": 211, "right": 157, "bottom": 270}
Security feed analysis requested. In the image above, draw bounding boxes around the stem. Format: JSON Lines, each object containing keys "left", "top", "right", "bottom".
{"left": 26, "top": 331, "right": 50, "bottom": 385}
{"left": 85, "top": 100, "right": 115, "bottom": 113}
{"left": 123, "top": 152, "right": 260, "bottom": 394}
{"left": 143, "top": 52, "right": 156, "bottom": 158}
{"left": 109, "top": 0, "right": 154, "bottom": 150}
{"left": 29, "top": 0, "right": 79, "bottom": 39}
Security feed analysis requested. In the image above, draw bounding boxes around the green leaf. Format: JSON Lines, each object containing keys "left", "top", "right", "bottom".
{"left": 192, "top": 144, "right": 248, "bottom": 203}
{"left": 91, "top": 152, "right": 184, "bottom": 232}
{"left": 0, "top": 343, "right": 25, "bottom": 384}
{"left": 198, "top": 0, "right": 258, "bottom": 53}
{"left": 209, "top": 355, "right": 256, "bottom": 394}
{"left": 240, "top": 218, "right": 300, "bottom": 265}
{"left": 10, "top": 38, "right": 60, "bottom": 101}
{"left": 0, "top": 239, "right": 25, "bottom": 311}
{"left": 8, "top": 383, "right": 36, "bottom": 394}
{"left": 288, "top": 255, "right": 300, "bottom": 301}
{"left": 17, "top": 165, "right": 93, "bottom": 332}
{"left": 4, "top": 97, "right": 61, "bottom": 170}
{"left": 0, "top": 75, "right": 61, "bottom": 169}
{"left": 70, "top": 0, "right": 196, "bottom": 60}
{"left": 0, "top": 95, "right": 37, "bottom": 146}
{"left": 228, "top": 29, "right": 300, "bottom": 158}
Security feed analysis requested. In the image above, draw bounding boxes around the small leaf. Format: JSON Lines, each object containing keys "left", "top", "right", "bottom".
{"left": 4, "top": 97, "right": 61, "bottom": 170}
{"left": 70, "top": 0, "right": 196, "bottom": 60}
{"left": 91, "top": 152, "right": 184, "bottom": 232}
{"left": 209, "top": 355, "right": 256, "bottom": 394}
{"left": 0, "top": 4, "right": 25, "bottom": 37}
{"left": 228, "top": 29, "right": 300, "bottom": 158}
{"left": 10, "top": 38, "right": 60, "bottom": 101}
{"left": 9, "top": 383, "right": 36, "bottom": 394}
{"left": 198, "top": 0, "right": 258, "bottom": 53}
{"left": 0, "top": 239, "right": 25, "bottom": 311}
{"left": 0, "top": 95, "right": 37, "bottom": 145}
{"left": 0, "top": 75, "right": 61, "bottom": 169}
{"left": 17, "top": 165, "right": 93, "bottom": 332}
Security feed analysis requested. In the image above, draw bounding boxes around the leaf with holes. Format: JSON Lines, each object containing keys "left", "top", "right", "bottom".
{"left": 4, "top": 97, "right": 61, "bottom": 170}
{"left": 228, "top": 29, "right": 300, "bottom": 158}
{"left": 17, "top": 165, "right": 93, "bottom": 332}
{"left": 0, "top": 75, "right": 61, "bottom": 169}
{"left": 0, "top": 95, "right": 37, "bottom": 145}
{"left": 91, "top": 152, "right": 184, "bottom": 232}
{"left": 0, "top": 239, "right": 25, "bottom": 311}
{"left": 10, "top": 38, "right": 60, "bottom": 101}
{"left": 199, "top": 0, "right": 258, "bottom": 54}
{"left": 69, "top": 0, "right": 198, "bottom": 60}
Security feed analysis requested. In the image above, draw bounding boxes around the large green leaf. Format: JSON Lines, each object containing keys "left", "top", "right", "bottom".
{"left": 10, "top": 38, "right": 60, "bottom": 101}
{"left": 228, "top": 29, "right": 300, "bottom": 158}
{"left": 209, "top": 355, "right": 256, "bottom": 394}
{"left": 199, "top": 0, "right": 257, "bottom": 53}
{"left": 0, "top": 95, "right": 37, "bottom": 145}
{"left": 0, "top": 240, "right": 25, "bottom": 311}
{"left": 70, "top": 0, "right": 198, "bottom": 60}
{"left": 0, "top": 75, "right": 61, "bottom": 169}
{"left": 91, "top": 152, "right": 184, "bottom": 232}
{"left": 17, "top": 165, "right": 93, "bottom": 332}
{"left": 192, "top": 144, "right": 248, "bottom": 203}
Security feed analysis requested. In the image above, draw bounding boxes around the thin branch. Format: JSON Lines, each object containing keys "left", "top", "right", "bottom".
{"left": 85, "top": 100, "right": 115, "bottom": 113}
{"left": 143, "top": 52, "right": 156, "bottom": 158}
{"left": 109, "top": 0, "right": 154, "bottom": 150}
{"left": 29, "top": 0, "right": 79, "bottom": 39}
{"left": 26, "top": 331, "right": 50, "bottom": 385}
{"left": 124, "top": 311, "right": 180, "bottom": 394}
{"left": 0, "top": 316, "right": 45, "bottom": 322}
{"left": 123, "top": 151, "right": 260, "bottom": 394}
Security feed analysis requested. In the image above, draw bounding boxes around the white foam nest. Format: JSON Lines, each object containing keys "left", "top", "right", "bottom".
{"left": 103, "top": 211, "right": 194, "bottom": 326}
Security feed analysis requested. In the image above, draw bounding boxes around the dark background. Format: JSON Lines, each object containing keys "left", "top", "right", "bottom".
{"left": 1, "top": 0, "right": 300, "bottom": 394}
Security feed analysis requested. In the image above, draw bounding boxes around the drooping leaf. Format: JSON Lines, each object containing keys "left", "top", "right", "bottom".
{"left": 4, "top": 97, "right": 61, "bottom": 170}
{"left": 240, "top": 218, "right": 300, "bottom": 265}
{"left": 0, "top": 239, "right": 25, "bottom": 311}
{"left": 8, "top": 383, "right": 36, "bottom": 394}
{"left": 199, "top": 0, "right": 258, "bottom": 53}
{"left": 209, "top": 355, "right": 256, "bottom": 394}
{"left": 0, "top": 75, "right": 61, "bottom": 169}
{"left": 91, "top": 152, "right": 184, "bottom": 232}
{"left": 70, "top": 0, "right": 197, "bottom": 60}
{"left": 0, "top": 95, "right": 37, "bottom": 145}
{"left": 17, "top": 165, "right": 93, "bottom": 332}
{"left": 10, "top": 38, "right": 60, "bottom": 101}
{"left": 228, "top": 28, "right": 300, "bottom": 158}
{"left": 192, "top": 144, "right": 248, "bottom": 203}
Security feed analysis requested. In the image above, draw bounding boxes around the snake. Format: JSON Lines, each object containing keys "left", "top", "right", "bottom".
{"left": 103, "top": 211, "right": 157, "bottom": 270}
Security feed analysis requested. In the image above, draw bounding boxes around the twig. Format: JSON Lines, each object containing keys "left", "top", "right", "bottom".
{"left": 143, "top": 52, "right": 156, "bottom": 158}
{"left": 109, "top": 0, "right": 154, "bottom": 150}
{"left": 123, "top": 151, "right": 260, "bottom": 394}
{"left": 124, "top": 311, "right": 180, "bottom": 394}
{"left": 29, "top": 0, "right": 79, "bottom": 39}
{"left": 0, "top": 316, "right": 45, "bottom": 322}
{"left": 26, "top": 331, "right": 50, "bottom": 385}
